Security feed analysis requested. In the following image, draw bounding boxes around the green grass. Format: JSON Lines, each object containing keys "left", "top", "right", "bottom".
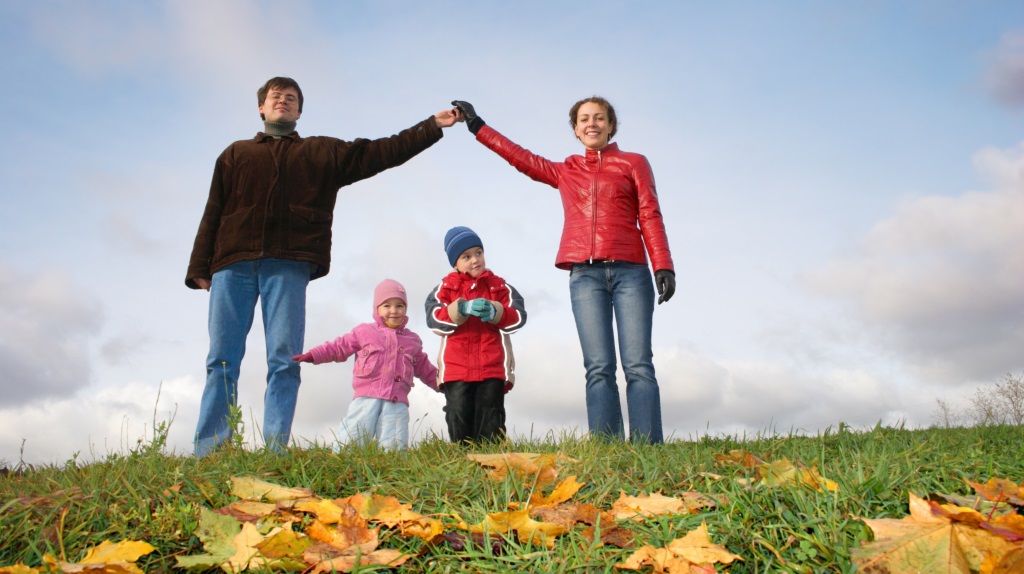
{"left": 1, "top": 424, "right": 1022, "bottom": 573}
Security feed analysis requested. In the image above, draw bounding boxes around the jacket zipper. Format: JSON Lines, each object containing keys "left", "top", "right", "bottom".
{"left": 589, "top": 149, "right": 602, "bottom": 264}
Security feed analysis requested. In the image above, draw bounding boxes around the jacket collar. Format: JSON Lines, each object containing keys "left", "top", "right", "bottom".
{"left": 584, "top": 142, "right": 618, "bottom": 162}
{"left": 254, "top": 131, "right": 300, "bottom": 143}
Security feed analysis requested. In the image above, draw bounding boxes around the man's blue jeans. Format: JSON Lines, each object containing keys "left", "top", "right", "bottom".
{"left": 194, "top": 258, "right": 311, "bottom": 457}
{"left": 569, "top": 261, "right": 663, "bottom": 444}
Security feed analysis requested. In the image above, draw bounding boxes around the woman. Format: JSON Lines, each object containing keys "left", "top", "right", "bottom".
{"left": 451, "top": 97, "right": 675, "bottom": 444}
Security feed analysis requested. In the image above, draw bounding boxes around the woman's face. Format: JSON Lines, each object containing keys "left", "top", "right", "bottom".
{"left": 574, "top": 101, "right": 613, "bottom": 150}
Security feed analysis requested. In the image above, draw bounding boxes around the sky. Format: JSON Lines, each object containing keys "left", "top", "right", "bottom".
{"left": 2, "top": 1, "right": 1023, "bottom": 465}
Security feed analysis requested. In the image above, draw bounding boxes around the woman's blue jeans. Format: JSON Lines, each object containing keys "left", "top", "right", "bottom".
{"left": 194, "top": 258, "right": 310, "bottom": 457}
{"left": 569, "top": 261, "right": 663, "bottom": 444}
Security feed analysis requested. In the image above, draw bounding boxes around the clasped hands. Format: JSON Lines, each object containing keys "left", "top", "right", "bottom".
{"left": 457, "top": 298, "right": 496, "bottom": 322}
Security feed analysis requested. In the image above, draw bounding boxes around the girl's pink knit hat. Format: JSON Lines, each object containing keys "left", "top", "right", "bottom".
{"left": 373, "top": 279, "right": 407, "bottom": 309}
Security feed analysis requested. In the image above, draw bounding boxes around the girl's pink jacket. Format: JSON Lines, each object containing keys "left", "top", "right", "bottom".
{"left": 306, "top": 314, "right": 439, "bottom": 405}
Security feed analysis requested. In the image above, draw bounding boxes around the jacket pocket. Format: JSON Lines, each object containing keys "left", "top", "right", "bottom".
{"left": 354, "top": 345, "right": 382, "bottom": 377}
{"left": 213, "top": 206, "right": 256, "bottom": 260}
{"left": 288, "top": 204, "right": 333, "bottom": 252}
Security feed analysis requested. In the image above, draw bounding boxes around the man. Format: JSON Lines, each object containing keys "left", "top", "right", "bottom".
{"left": 185, "top": 77, "right": 457, "bottom": 456}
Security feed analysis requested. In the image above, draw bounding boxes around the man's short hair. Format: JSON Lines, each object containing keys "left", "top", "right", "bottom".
{"left": 257, "top": 77, "right": 304, "bottom": 119}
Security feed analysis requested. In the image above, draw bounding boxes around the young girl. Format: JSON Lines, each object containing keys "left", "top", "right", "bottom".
{"left": 293, "top": 279, "right": 440, "bottom": 450}
{"left": 425, "top": 226, "right": 527, "bottom": 444}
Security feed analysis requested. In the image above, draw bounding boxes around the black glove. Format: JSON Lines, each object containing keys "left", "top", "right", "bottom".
{"left": 451, "top": 100, "right": 485, "bottom": 134}
{"left": 654, "top": 270, "right": 675, "bottom": 304}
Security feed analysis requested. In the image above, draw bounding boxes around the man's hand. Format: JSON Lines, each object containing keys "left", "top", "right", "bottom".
{"left": 655, "top": 270, "right": 676, "bottom": 304}
{"left": 434, "top": 108, "right": 459, "bottom": 128}
{"left": 195, "top": 278, "right": 211, "bottom": 291}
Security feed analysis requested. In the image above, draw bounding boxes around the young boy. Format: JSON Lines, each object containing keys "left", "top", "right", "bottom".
{"left": 425, "top": 226, "right": 527, "bottom": 444}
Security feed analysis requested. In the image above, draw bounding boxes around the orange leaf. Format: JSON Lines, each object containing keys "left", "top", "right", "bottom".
{"left": 966, "top": 478, "right": 1024, "bottom": 506}
{"left": 527, "top": 475, "right": 585, "bottom": 508}
{"left": 467, "top": 452, "right": 576, "bottom": 484}
{"left": 854, "top": 493, "right": 1018, "bottom": 572}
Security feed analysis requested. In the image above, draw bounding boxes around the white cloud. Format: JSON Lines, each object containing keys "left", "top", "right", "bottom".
{"left": 0, "top": 265, "right": 103, "bottom": 405}
{"left": 803, "top": 141, "right": 1024, "bottom": 384}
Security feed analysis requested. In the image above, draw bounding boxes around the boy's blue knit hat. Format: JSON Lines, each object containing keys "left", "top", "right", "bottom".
{"left": 444, "top": 226, "right": 483, "bottom": 267}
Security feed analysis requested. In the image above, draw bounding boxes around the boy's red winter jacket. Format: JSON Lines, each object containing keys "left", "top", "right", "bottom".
{"left": 424, "top": 269, "right": 526, "bottom": 387}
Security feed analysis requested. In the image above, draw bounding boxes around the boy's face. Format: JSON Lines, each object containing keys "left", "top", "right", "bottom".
{"left": 455, "top": 246, "right": 486, "bottom": 278}
{"left": 259, "top": 86, "right": 302, "bottom": 123}
{"left": 377, "top": 297, "right": 407, "bottom": 328}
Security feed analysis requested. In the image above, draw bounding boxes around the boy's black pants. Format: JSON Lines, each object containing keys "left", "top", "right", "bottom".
{"left": 443, "top": 379, "right": 506, "bottom": 444}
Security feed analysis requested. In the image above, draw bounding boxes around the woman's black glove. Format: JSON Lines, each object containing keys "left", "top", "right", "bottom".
{"left": 451, "top": 100, "right": 485, "bottom": 134}
{"left": 655, "top": 270, "right": 675, "bottom": 304}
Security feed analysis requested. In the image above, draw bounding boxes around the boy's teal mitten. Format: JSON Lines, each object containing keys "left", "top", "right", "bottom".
{"left": 457, "top": 299, "right": 473, "bottom": 317}
{"left": 471, "top": 298, "right": 496, "bottom": 321}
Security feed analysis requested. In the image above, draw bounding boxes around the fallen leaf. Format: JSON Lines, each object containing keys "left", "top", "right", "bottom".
{"left": 467, "top": 508, "right": 569, "bottom": 548}
{"left": 967, "top": 478, "right": 1024, "bottom": 507}
{"left": 230, "top": 476, "right": 313, "bottom": 502}
{"left": 617, "top": 522, "right": 737, "bottom": 573}
{"left": 612, "top": 491, "right": 690, "bottom": 521}
{"left": 854, "top": 493, "right": 1019, "bottom": 573}
{"left": 467, "top": 452, "right": 577, "bottom": 484}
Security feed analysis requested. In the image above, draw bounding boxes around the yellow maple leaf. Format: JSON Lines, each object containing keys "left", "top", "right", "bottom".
{"left": 617, "top": 521, "right": 740, "bottom": 572}
{"left": 230, "top": 476, "right": 313, "bottom": 502}
{"left": 758, "top": 457, "right": 839, "bottom": 492}
{"left": 467, "top": 508, "right": 569, "bottom": 548}
{"left": 41, "top": 540, "right": 155, "bottom": 574}
{"left": 854, "top": 492, "right": 1019, "bottom": 572}
{"left": 611, "top": 491, "right": 690, "bottom": 521}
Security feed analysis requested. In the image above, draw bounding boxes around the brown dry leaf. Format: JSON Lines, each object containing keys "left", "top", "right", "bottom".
{"left": 230, "top": 476, "right": 314, "bottom": 502}
{"left": 307, "top": 548, "right": 412, "bottom": 574}
{"left": 854, "top": 492, "right": 1019, "bottom": 573}
{"left": 579, "top": 524, "right": 636, "bottom": 548}
{"left": 467, "top": 508, "right": 569, "bottom": 548}
{"left": 218, "top": 500, "right": 279, "bottom": 522}
{"left": 617, "top": 523, "right": 736, "bottom": 573}
{"left": 530, "top": 502, "right": 614, "bottom": 530}
{"left": 712, "top": 449, "right": 765, "bottom": 470}
{"left": 40, "top": 540, "right": 155, "bottom": 574}
{"left": 611, "top": 491, "right": 692, "bottom": 521}
{"left": 467, "top": 452, "right": 577, "bottom": 484}
{"left": 967, "top": 478, "right": 1024, "bottom": 507}
{"left": 340, "top": 492, "right": 445, "bottom": 540}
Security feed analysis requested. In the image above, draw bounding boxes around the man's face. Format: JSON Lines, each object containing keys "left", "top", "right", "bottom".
{"left": 259, "top": 86, "right": 302, "bottom": 123}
